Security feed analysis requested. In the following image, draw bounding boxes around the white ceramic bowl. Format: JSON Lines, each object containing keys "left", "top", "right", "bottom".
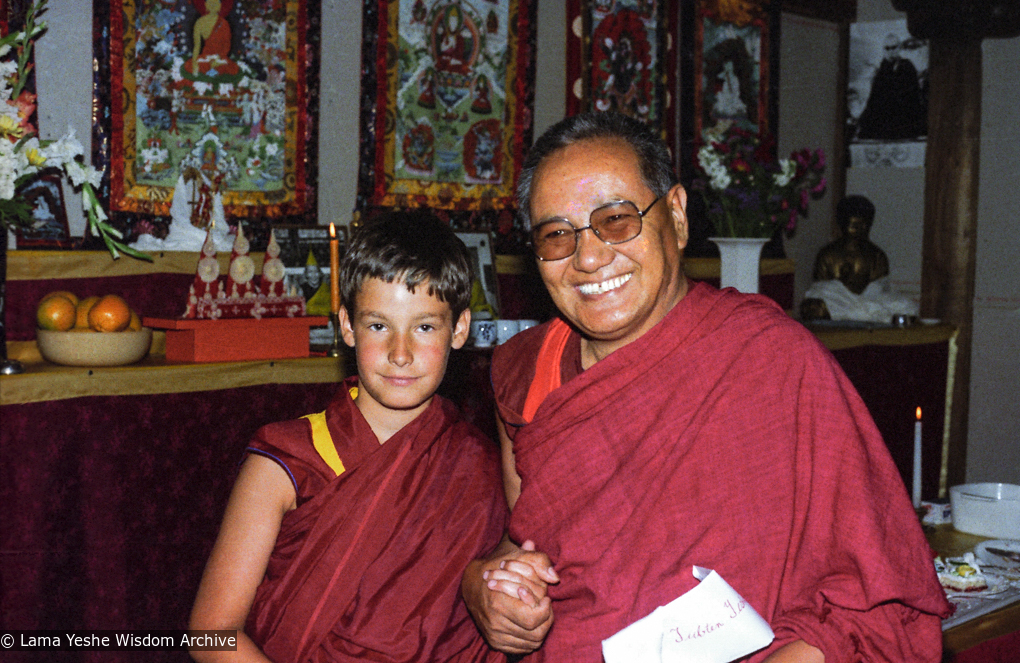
{"left": 37, "top": 328, "right": 153, "bottom": 367}
{"left": 950, "top": 483, "right": 1020, "bottom": 539}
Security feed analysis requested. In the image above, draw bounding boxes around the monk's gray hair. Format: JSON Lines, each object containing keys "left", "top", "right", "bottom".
{"left": 516, "top": 112, "right": 677, "bottom": 228}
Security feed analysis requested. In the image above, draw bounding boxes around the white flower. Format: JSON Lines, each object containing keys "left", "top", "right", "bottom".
{"left": 698, "top": 146, "right": 731, "bottom": 190}
{"left": 65, "top": 160, "right": 102, "bottom": 188}
{"left": 40, "top": 128, "right": 85, "bottom": 167}
{"left": 774, "top": 159, "right": 796, "bottom": 187}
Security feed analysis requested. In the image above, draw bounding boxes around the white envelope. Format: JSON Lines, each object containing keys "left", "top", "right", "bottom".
{"left": 602, "top": 566, "right": 775, "bottom": 663}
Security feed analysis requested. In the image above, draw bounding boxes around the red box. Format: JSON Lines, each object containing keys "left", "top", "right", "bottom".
{"left": 144, "top": 316, "right": 330, "bottom": 363}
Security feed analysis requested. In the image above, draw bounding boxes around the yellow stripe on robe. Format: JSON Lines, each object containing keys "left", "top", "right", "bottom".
{"left": 302, "top": 411, "right": 345, "bottom": 477}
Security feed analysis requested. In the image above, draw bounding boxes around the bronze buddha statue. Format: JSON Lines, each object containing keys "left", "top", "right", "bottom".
{"left": 802, "top": 196, "right": 890, "bottom": 320}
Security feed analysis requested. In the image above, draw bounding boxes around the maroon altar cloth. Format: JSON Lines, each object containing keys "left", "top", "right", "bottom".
{"left": 829, "top": 340, "right": 949, "bottom": 504}
{"left": 951, "top": 631, "right": 1020, "bottom": 663}
{"left": 5, "top": 272, "right": 194, "bottom": 341}
{"left": 0, "top": 382, "right": 338, "bottom": 662}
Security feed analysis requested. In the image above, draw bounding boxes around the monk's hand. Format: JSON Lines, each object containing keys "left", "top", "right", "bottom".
{"left": 462, "top": 539, "right": 558, "bottom": 654}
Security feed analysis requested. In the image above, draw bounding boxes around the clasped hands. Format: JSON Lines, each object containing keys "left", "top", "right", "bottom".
{"left": 462, "top": 539, "right": 559, "bottom": 655}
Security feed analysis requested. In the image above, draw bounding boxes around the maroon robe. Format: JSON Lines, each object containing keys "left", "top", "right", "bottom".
{"left": 491, "top": 282, "right": 951, "bottom": 662}
{"left": 245, "top": 376, "right": 507, "bottom": 662}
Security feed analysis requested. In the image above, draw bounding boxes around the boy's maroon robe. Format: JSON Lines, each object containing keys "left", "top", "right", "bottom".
{"left": 491, "top": 282, "right": 951, "bottom": 662}
{"left": 245, "top": 377, "right": 507, "bottom": 662}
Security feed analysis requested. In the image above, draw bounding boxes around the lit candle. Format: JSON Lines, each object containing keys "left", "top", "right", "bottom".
{"left": 329, "top": 223, "right": 340, "bottom": 314}
{"left": 912, "top": 406, "right": 922, "bottom": 508}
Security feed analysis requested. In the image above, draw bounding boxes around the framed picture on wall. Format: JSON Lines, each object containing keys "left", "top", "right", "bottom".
{"left": 565, "top": 0, "right": 679, "bottom": 151}
{"left": 91, "top": 0, "right": 322, "bottom": 247}
{"left": 356, "top": 0, "right": 537, "bottom": 229}
{"left": 455, "top": 232, "right": 499, "bottom": 316}
{"left": 679, "top": 0, "right": 779, "bottom": 167}
{"left": 846, "top": 19, "right": 928, "bottom": 168}
{"left": 14, "top": 171, "right": 73, "bottom": 249}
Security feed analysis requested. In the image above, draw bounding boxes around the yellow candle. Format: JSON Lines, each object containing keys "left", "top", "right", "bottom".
{"left": 329, "top": 223, "right": 340, "bottom": 314}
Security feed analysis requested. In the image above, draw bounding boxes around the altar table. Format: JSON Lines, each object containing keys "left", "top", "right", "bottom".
{"left": 1, "top": 343, "right": 344, "bottom": 663}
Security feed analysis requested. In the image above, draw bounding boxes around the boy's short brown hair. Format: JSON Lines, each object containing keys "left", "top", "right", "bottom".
{"left": 339, "top": 210, "right": 474, "bottom": 318}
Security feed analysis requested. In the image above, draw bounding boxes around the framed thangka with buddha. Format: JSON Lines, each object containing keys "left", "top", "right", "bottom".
{"left": 357, "top": 0, "right": 536, "bottom": 228}
{"left": 91, "top": 0, "right": 321, "bottom": 244}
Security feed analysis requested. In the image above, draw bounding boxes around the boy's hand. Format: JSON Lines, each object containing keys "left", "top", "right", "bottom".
{"left": 483, "top": 539, "right": 558, "bottom": 604}
{"left": 462, "top": 539, "right": 558, "bottom": 654}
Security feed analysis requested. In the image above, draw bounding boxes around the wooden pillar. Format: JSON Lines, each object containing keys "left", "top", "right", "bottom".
{"left": 920, "top": 37, "right": 982, "bottom": 490}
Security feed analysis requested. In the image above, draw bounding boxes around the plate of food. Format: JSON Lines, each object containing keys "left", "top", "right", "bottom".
{"left": 936, "top": 553, "right": 1011, "bottom": 597}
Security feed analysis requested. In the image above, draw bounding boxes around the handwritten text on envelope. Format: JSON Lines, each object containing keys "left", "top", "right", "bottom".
{"left": 601, "top": 566, "right": 775, "bottom": 663}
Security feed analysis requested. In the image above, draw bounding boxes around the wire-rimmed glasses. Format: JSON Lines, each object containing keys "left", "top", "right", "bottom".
{"left": 529, "top": 195, "right": 663, "bottom": 261}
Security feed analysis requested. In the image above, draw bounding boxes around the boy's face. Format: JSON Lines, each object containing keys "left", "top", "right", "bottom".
{"left": 339, "top": 277, "right": 470, "bottom": 432}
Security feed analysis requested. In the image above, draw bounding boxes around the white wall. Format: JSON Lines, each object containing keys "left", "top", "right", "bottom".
{"left": 31, "top": 0, "right": 1019, "bottom": 484}
{"left": 967, "top": 35, "right": 1020, "bottom": 484}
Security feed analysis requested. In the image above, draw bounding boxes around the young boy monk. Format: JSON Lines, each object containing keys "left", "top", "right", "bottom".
{"left": 189, "top": 211, "right": 508, "bottom": 662}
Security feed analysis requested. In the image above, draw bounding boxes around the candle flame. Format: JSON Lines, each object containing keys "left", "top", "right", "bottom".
{"left": 329, "top": 222, "right": 336, "bottom": 239}
{"left": 916, "top": 406, "right": 922, "bottom": 421}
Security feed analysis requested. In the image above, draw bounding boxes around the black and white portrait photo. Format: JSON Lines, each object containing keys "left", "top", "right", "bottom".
{"left": 847, "top": 20, "right": 928, "bottom": 168}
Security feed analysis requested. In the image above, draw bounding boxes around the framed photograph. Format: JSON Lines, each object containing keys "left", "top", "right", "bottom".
{"left": 565, "top": 0, "right": 679, "bottom": 150}
{"left": 273, "top": 224, "right": 346, "bottom": 270}
{"left": 14, "top": 171, "right": 73, "bottom": 249}
{"left": 356, "top": 0, "right": 536, "bottom": 225}
{"left": 846, "top": 19, "right": 928, "bottom": 168}
{"left": 456, "top": 232, "right": 499, "bottom": 316}
{"left": 91, "top": 0, "right": 322, "bottom": 245}
{"left": 274, "top": 224, "right": 346, "bottom": 318}
{"left": 679, "top": 0, "right": 779, "bottom": 159}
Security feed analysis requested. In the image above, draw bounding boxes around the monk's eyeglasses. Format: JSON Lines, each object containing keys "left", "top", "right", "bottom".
{"left": 529, "top": 195, "right": 663, "bottom": 262}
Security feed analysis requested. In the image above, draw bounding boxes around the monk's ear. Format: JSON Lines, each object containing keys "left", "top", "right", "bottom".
{"left": 451, "top": 308, "right": 470, "bottom": 350}
{"left": 667, "top": 183, "right": 689, "bottom": 250}
{"left": 338, "top": 305, "right": 356, "bottom": 348}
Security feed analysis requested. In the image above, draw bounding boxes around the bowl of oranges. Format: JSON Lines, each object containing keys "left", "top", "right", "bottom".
{"left": 35, "top": 291, "right": 153, "bottom": 367}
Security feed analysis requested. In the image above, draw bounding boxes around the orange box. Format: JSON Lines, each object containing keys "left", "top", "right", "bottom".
{"left": 144, "top": 316, "right": 330, "bottom": 363}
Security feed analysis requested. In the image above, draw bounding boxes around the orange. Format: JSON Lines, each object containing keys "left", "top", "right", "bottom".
{"left": 41, "top": 290, "right": 79, "bottom": 308}
{"left": 37, "top": 294, "right": 77, "bottom": 331}
{"left": 88, "top": 294, "right": 132, "bottom": 332}
{"left": 75, "top": 296, "right": 101, "bottom": 329}
{"left": 127, "top": 310, "right": 142, "bottom": 331}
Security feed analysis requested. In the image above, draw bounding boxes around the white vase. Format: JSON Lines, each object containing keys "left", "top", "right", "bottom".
{"left": 709, "top": 237, "right": 769, "bottom": 294}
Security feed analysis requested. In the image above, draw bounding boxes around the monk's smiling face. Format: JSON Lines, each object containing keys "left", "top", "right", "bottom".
{"left": 529, "top": 137, "right": 689, "bottom": 363}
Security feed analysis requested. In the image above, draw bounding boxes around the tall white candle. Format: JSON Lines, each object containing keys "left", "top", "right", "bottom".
{"left": 912, "top": 407, "right": 922, "bottom": 508}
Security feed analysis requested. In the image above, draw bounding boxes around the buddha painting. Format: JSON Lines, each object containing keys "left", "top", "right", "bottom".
{"left": 181, "top": 0, "right": 242, "bottom": 85}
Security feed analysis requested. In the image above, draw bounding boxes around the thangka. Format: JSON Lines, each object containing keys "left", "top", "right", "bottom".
{"left": 92, "top": 0, "right": 320, "bottom": 230}
{"left": 566, "top": 0, "right": 677, "bottom": 148}
{"left": 358, "top": 0, "right": 536, "bottom": 215}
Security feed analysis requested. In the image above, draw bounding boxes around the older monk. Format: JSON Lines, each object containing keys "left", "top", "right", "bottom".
{"left": 461, "top": 112, "right": 949, "bottom": 662}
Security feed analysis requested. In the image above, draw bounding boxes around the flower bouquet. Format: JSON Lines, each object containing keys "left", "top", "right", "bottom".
{"left": 691, "top": 126, "right": 827, "bottom": 239}
{"left": 0, "top": 0, "right": 146, "bottom": 260}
